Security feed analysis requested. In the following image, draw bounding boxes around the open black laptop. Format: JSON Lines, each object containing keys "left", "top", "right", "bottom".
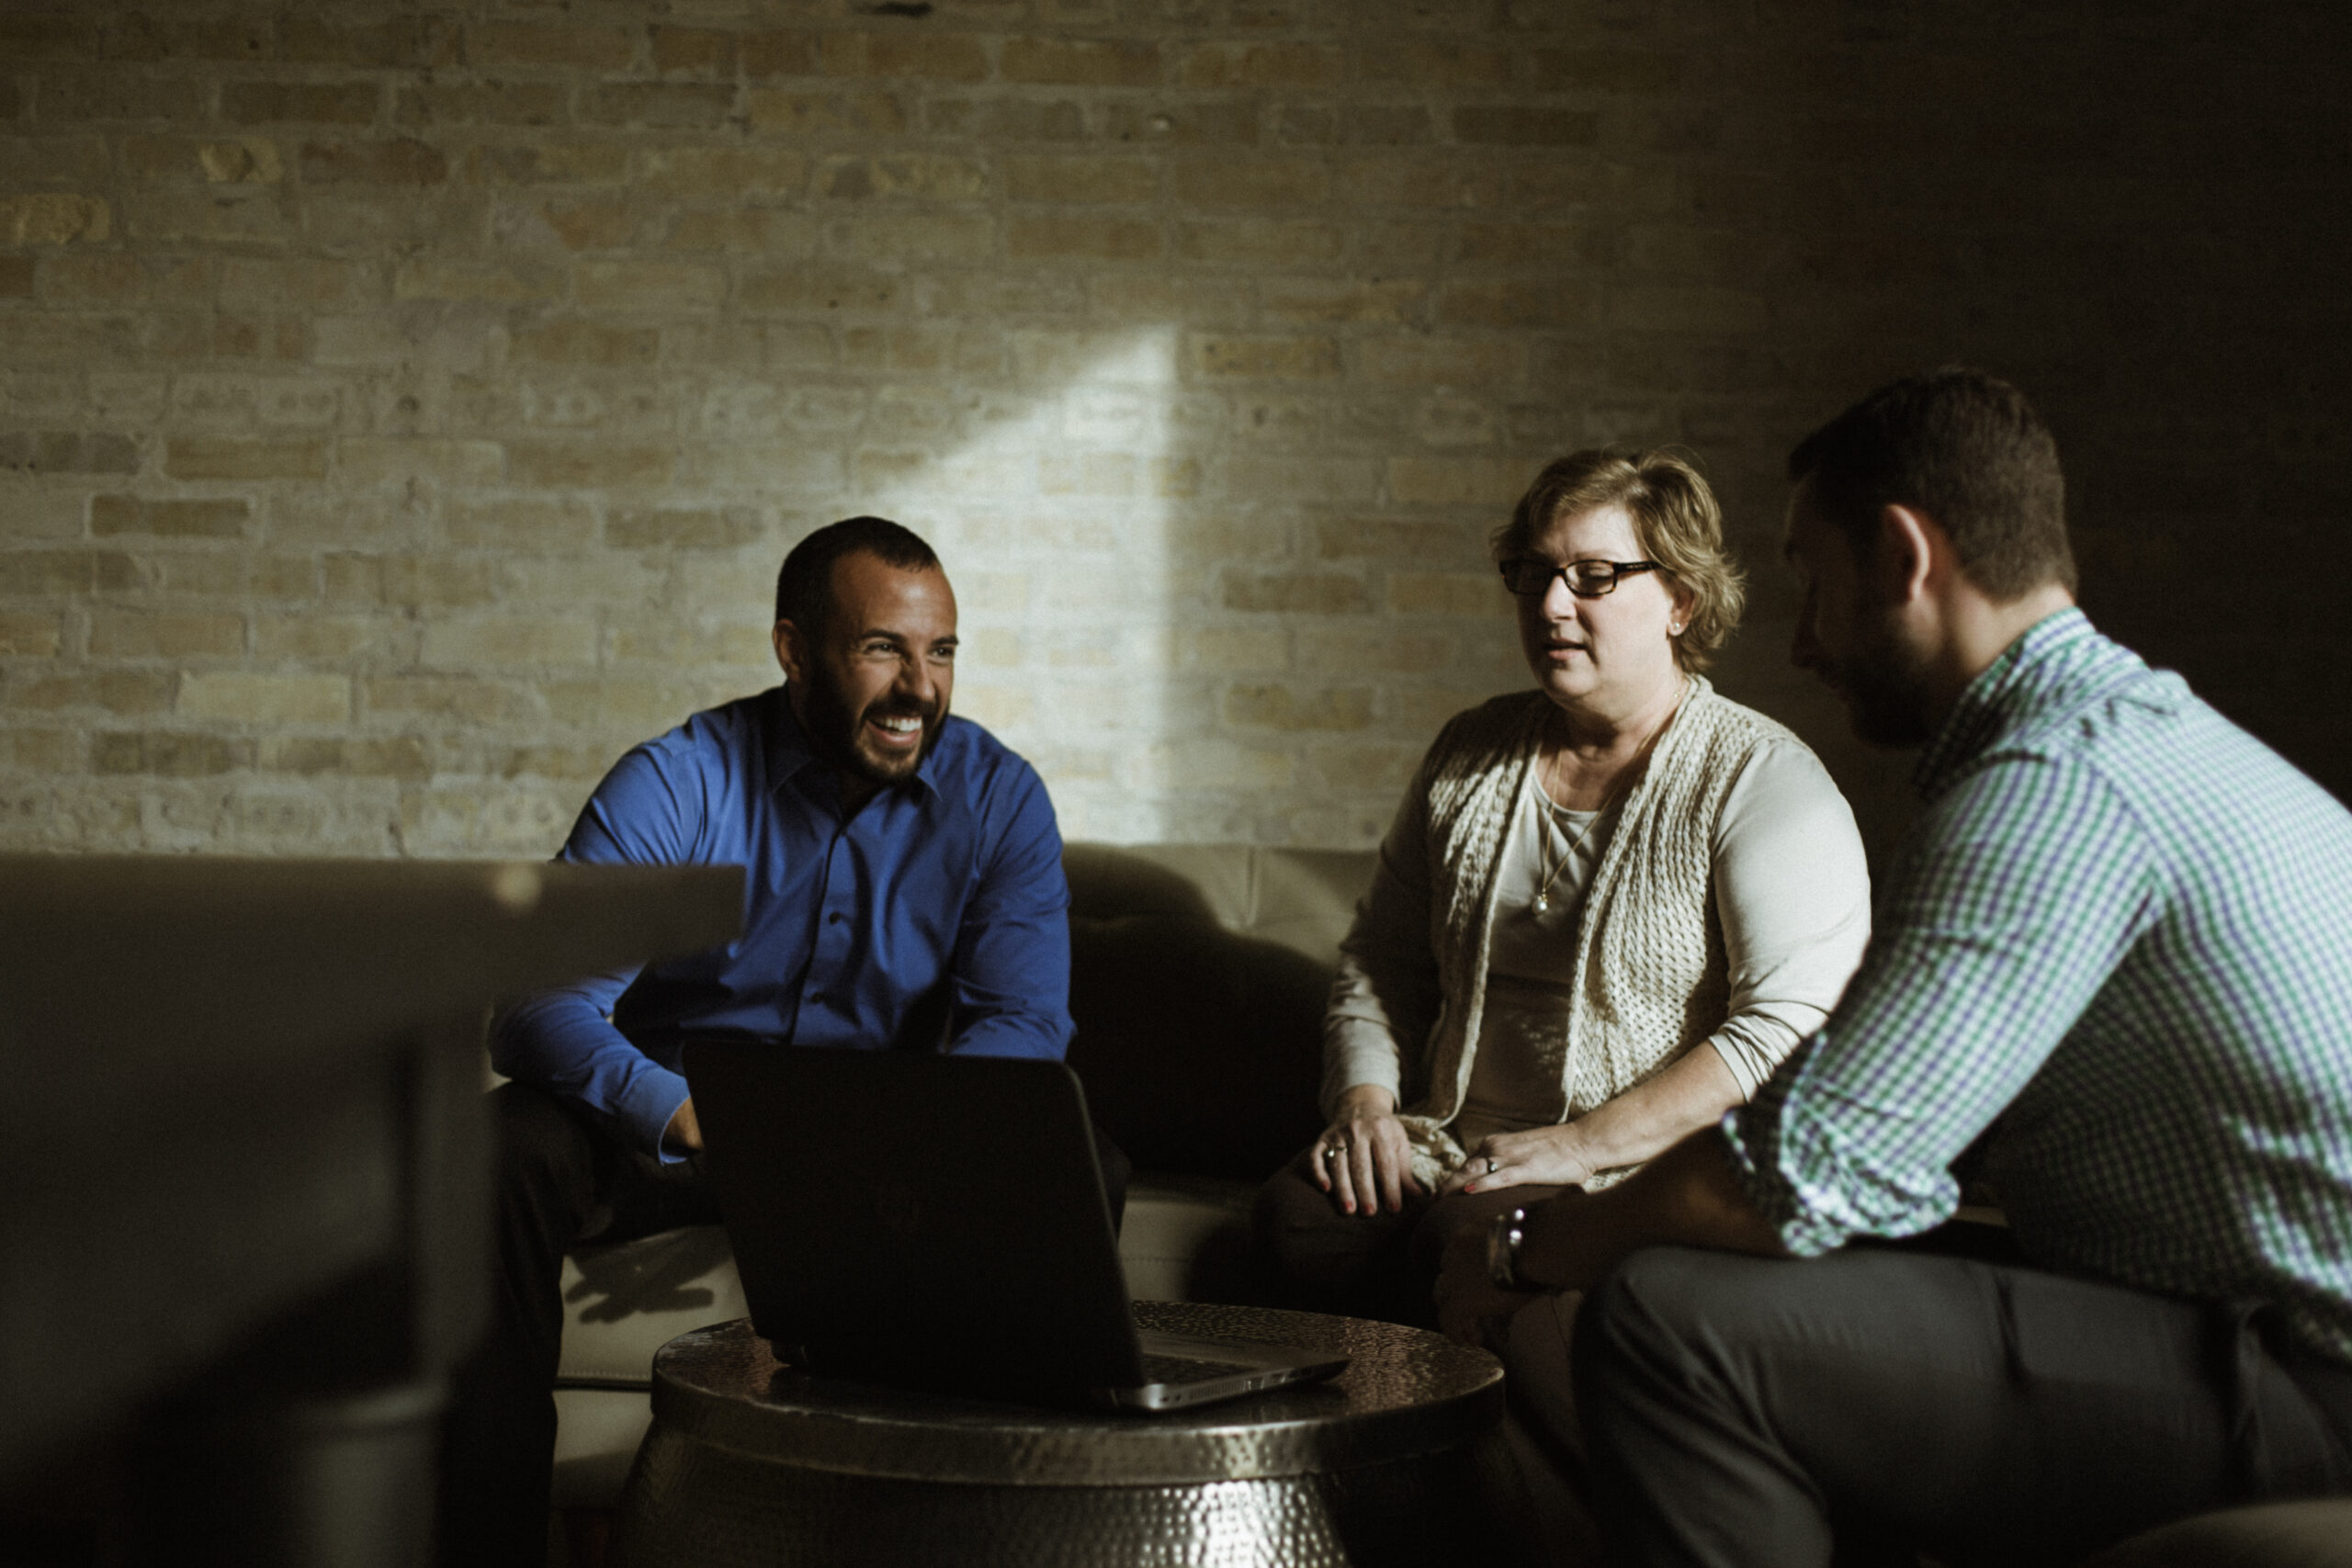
{"left": 683, "top": 1041, "right": 1349, "bottom": 1412}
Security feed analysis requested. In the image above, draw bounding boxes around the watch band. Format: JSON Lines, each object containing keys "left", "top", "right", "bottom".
{"left": 1486, "top": 1206, "right": 1531, "bottom": 1291}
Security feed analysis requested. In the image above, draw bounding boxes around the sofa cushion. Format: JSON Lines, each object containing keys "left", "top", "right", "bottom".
{"left": 2083, "top": 1500, "right": 2352, "bottom": 1566}
{"left": 1063, "top": 843, "right": 1375, "bottom": 1181}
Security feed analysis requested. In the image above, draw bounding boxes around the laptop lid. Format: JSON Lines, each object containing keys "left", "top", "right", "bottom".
{"left": 683, "top": 1042, "right": 1148, "bottom": 1400}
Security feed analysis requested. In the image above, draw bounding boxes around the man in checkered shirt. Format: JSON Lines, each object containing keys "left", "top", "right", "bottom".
{"left": 1439, "top": 367, "right": 2352, "bottom": 1564}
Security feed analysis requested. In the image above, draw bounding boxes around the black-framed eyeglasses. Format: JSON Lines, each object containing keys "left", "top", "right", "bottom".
{"left": 1498, "top": 558, "right": 1666, "bottom": 598}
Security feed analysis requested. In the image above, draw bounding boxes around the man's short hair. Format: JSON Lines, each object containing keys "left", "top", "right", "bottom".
{"left": 774, "top": 515, "right": 940, "bottom": 633}
{"left": 1492, "top": 447, "right": 1747, "bottom": 671}
{"left": 1788, "top": 366, "right": 2076, "bottom": 601}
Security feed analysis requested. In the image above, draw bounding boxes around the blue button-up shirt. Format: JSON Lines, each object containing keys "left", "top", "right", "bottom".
{"left": 493, "top": 687, "right": 1073, "bottom": 1159}
{"left": 1726, "top": 610, "right": 2352, "bottom": 1364}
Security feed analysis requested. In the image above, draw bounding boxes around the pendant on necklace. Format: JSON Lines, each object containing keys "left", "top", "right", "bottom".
{"left": 1532, "top": 893, "right": 1550, "bottom": 914}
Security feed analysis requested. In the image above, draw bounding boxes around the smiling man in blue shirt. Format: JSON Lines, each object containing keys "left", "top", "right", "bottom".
{"left": 442, "top": 515, "right": 1104, "bottom": 1567}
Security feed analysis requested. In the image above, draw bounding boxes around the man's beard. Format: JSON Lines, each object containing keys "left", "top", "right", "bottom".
{"left": 1834, "top": 608, "right": 1937, "bottom": 748}
{"left": 797, "top": 668, "right": 944, "bottom": 789}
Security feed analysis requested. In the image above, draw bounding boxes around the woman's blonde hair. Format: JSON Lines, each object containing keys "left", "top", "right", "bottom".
{"left": 1490, "top": 447, "right": 1747, "bottom": 671}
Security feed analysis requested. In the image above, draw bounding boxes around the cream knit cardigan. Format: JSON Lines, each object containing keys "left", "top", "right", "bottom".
{"left": 1330, "top": 678, "right": 1804, "bottom": 1191}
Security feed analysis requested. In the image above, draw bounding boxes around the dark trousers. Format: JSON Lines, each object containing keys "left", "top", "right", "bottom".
{"left": 438, "top": 1081, "right": 1133, "bottom": 1568}
{"left": 1568, "top": 1246, "right": 2352, "bottom": 1568}
{"left": 1251, "top": 1145, "right": 1565, "bottom": 1326}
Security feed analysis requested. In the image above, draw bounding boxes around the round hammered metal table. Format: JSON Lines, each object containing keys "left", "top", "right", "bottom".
{"left": 611, "top": 1302, "right": 1520, "bottom": 1567}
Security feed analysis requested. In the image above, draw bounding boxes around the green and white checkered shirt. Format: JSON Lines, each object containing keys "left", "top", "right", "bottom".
{"left": 1727, "top": 609, "right": 2352, "bottom": 1364}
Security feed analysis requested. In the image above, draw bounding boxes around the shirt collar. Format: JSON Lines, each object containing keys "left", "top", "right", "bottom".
{"left": 763, "top": 684, "right": 944, "bottom": 806}
{"left": 1912, "top": 606, "right": 2095, "bottom": 799}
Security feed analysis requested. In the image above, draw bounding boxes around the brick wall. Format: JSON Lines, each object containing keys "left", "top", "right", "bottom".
{"left": 2, "top": 1, "right": 2346, "bottom": 863}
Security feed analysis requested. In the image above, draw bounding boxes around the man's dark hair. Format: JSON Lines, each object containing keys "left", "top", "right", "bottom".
{"left": 1788, "top": 367, "right": 2076, "bottom": 600}
{"left": 774, "top": 515, "right": 939, "bottom": 633}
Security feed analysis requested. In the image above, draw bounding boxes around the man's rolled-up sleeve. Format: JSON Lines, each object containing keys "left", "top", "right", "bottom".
{"left": 943, "top": 761, "right": 1073, "bottom": 1060}
{"left": 1723, "top": 750, "right": 2157, "bottom": 1255}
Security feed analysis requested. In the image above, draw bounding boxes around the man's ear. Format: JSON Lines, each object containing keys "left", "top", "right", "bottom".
{"left": 1875, "top": 504, "right": 1940, "bottom": 607}
{"left": 772, "top": 619, "right": 807, "bottom": 683}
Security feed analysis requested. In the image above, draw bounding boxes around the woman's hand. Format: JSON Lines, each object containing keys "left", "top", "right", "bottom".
{"left": 1315, "top": 1084, "right": 1423, "bottom": 1215}
{"left": 1438, "top": 1123, "right": 1595, "bottom": 1198}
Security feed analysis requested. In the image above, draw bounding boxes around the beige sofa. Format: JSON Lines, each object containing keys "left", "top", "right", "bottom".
{"left": 546, "top": 841, "right": 1374, "bottom": 1509}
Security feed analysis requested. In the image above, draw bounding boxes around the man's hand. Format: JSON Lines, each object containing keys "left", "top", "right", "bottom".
{"left": 1315, "top": 1084, "right": 1422, "bottom": 1215}
{"left": 662, "top": 1096, "right": 703, "bottom": 1155}
{"left": 1438, "top": 1123, "right": 1595, "bottom": 1198}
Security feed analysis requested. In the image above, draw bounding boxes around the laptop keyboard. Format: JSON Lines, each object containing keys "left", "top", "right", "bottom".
{"left": 1138, "top": 1353, "right": 1259, "bottom": 1385}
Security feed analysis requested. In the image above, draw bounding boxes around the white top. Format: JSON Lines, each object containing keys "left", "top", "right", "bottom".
{"left": 1452, "top": 738, "right": 1871, "bottom": 1149}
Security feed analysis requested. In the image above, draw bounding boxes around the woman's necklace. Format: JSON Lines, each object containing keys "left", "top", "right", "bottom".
{"left": 1529, "top": 803, "right": 1595, "bottom": 917}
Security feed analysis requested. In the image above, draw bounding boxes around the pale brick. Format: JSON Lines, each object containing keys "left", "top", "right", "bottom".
{"left": 221, "top": 81, "right": 379, "bottom": 125}
{"left": 1007, "top": 214, "right": 1161, "bottom": 261}
{"left": 1005, "top": 154, "right": 1156, "bottom": 205}
{"left": 35, "top": 70, "right": 204, "bottom": 121}
{"left": 1354, "top": 39, "right": 1513, "bottom": 88}
{"left": 1140, "top": 739, "right": 1292, "bottom": 791}
{"left": 1608, "top": 286, "right": 1770, "bottom": 334}
{"left": 1358, "top": 336, "right": 1524, "bottom": 386}
{"left": 1435, "top": 278, "right": 1595, "bottom": 330}
{"left": 1225, "top": 683, "right": 1374, "bottom": 730}
{"left": 1221, "top": 570, "right": 1366, "bottom": 615}
{"left": 605, "top": 507, "right": 765, "bottom": 550}
{"left": 260, "top": 735, "right": 433, "bottom": 781}
{"left": 1452, "top": 107, "right": 1599, "bottom": 147}
{"left": 1386, "top": 456, "right": 1533, "bottom": 507}
{"left": 89, "top": 609, "right": 243, "bottom": 659}
{"left": 1387, "top": 571, "right": 1509, "bottom": 616}
{"left": 0, "top": 193, "right": 109, "bottom": 244}
{"left": 1197, "top": 335, "right": 1341, "bottom": 380}
{"left": 1297, "top": 628, "right": 1453, "bottom": 674}
{"left": 508, "top": 441, "right": 674, "bottom": 490}
{"left": 423, "top": 619, "right": 597, "bottom": 669}
{"left": 539, "top": 675, "right": 707, "bottom": 733}
{"left": 338, "top": 438, "right": 504, "bottom": 487}
{"left": 39, "top": 252, "right": 212, "bottom": 307}
{"left": 397, "top": 83, "right": 565, "bottom": 128}
{"left": 220, "top": 257, "right": 374, "bottom": 310}
{"left": 9, "top": 671, "right": 174, "bottom": 716}
{"left": 465, "top": 22, "right": 638, "bottom": 73}
{"left": 106, "top": 13, "right": 275, "bottom": 63}
{"left": 581, "top": 84, "right": 734, "bottom": 130}
{"left": 0, "top": 256, "right": 30, "bottom": 299}
{"left": 362, "top": 676, "right": 539, "bottom": 724}
{"left": 637, "top": 147, "right": 808, "bottom": 197}
{"left": 380, "top": 557, "right": 499, "bottom": 609}
{"left": 92, "top": 731, "right": 251, "bottom": 777}
{"left": 394, "top": 258, "right": 563, "bottom": 304}
{"left": 578, "top": 260, "right": 726, "bottom": 311}
{"left": 650, "top": 27, "right": 735, "bottom": 77}
{"left": 0, "top": 728, "right": 76, "bottom": 769}
{"left": 1173, "top": 158, "right": 1330, "bottom": 209}
{"left": 1532, "top": 48, "right": 1686, "bottom": 93}
{"left": 741, "top": 32, "right": 820, "bottom": 79}
{"left": 1306, "top": 741, "right": 1421, "bottom": 795}
{"left": 466, "top": 141, "right": 629, "bottom": 185}
{"left": 399, "top": 784, "right": 579, "bottom": 858}
{"left": 1173, "top": 626, "right": 1288, "bottom": 671}
{"left": 820, "top": 154, "right": 989, "bottom": 202}
{"left": 1003, "top": 38, "right": 1160, "bottom": 87}
{"left": 1105, "top": 98, "right": 1270, "bottom": 146}
{"left": 749, "top": 90, "right": 907, "bottom": 135}
{"left": 300, "top": 138, "right": 448, "bottom": 185}
{"left": 179, "top": 671, "right": 351, "bottom": 724}
{"left": 830, "top": 212, "right": 993, "bottom": 262}
{"left": 280, "top": 16, "right": 447, "bottom": 70}
{"left": 820, "top": 32, "right": 989, "bottom": 83}
{"left": 253, "top": 615, "right": 414, "bottom": 661}
{"left": 444, "top": 499, "right": 598, "bottom": 548}
{"left": 1259, "top": 276, "right": 1426, "bottom": 323}
{"left": 1180, "top": 43, "right": 1342, "bottom": 89}
{"left": 0, "top": 431, "right": 140, "bottom": 474}
{"left": 511, "top": 320, "right": 660, "bottom": 367}
{"left": 1175, "top": 219, "right": 1346, "bottom": 265}
{"left": 165, "top": 437, "right": 327, "bottom": 481}
{"left": 0, "top": 613, "right": 63, "bottom": 655}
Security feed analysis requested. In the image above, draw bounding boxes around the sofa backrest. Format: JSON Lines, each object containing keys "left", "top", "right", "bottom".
{"left": 1062, "top": 843, "right": 1377, "bottom": 1182}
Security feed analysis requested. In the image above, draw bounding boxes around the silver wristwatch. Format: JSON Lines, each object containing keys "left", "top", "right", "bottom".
{"left": 1485, "top": 1206, "right": 1531, "bottom": 1291}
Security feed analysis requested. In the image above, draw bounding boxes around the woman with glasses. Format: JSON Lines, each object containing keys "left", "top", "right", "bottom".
{"left": 1253, "top": 448, "right": 1872, "bottom": 1326}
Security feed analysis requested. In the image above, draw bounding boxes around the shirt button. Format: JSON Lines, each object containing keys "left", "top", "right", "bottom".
{"left": 828, "top": 911, "right": 844, "bottom": 925}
